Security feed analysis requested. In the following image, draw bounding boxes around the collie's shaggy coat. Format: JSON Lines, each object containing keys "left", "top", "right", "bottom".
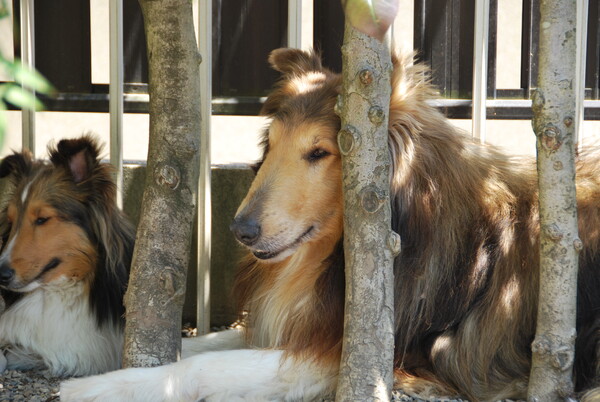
{"left": 0, "top": 136, "right": 134, "bottom": 376}
{"left": 61, "top": 49, "right": 600, "bottom": 401}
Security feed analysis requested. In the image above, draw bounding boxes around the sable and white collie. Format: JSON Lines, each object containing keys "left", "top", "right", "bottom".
{"left": 0, "top": 135, "right": 134, "bottom": 376}
{"left": 61, "top": 49, "right": 600, "bottom": 401}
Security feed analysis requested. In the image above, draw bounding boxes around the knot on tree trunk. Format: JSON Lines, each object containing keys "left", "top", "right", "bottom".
{"left": 387, "top": 231, "right": 401, "bottom": 256}
{"left": 358, "top": 68, "right": 374, "bottom": 85}
{"left": 338, "top": 125, "right": 360, "bottom": 155}
{"left": 540, "top": 125, "right": 563, "bottom": 153}
{"left": 155, "top": 163, "right": 181, "bottom": 189}
{"left": 531, "top": 333, "right": 575, "bottom": 371}
{"left": 368, "top": 105, "right": 385, "bottom": 125}
{"left": 543, "top": 223, "right": 564, "bottom": 242}
{"left": 160, "top": 267, "right": 186, "bottom": 306}
{"left": 334, "top": 95, "right": 344, "bottom": 116}
{"left": 360, "top": 185, "right": 384, "bottom": 213}
{"left": 531, "top": 89, "right": 545, "bottom": 115}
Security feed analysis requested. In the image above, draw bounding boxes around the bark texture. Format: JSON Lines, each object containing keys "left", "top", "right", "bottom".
{"left": 335, "top": 21, "right": 397, "bottom": 402}
{"left": 528, "top": 0, "right": 579, "bottom": 400}
{"left": 123, "top": 0, "right": 201, "bottom": 368}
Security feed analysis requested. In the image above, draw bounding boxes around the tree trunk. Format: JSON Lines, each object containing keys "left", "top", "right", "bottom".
{"left": 528, "top": 0, "right": 580, "bottom": 399}
{"left": 122, "top": 0, "right": 201, "bottom": 368}
{"left": 335, "top": 21, "right": 397, "bottom": 401}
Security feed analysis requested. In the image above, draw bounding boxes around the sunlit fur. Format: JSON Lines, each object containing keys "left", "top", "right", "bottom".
{"left": 232, "top": 49, "right": 600, "bottom": 400}
{"left": 0, "top": 135, "right": 134, "bottom": 376}
{"left": 59, "top": 49, "right": 600, "bottom": 401}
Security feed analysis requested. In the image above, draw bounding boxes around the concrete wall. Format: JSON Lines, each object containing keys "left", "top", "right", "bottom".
{"left": 123, "top": 164, "right": 255, "bottom": 327}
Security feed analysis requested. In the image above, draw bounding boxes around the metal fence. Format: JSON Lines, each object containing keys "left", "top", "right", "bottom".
{"left": 2, "top": 0, "right": 597, "bottom": 331}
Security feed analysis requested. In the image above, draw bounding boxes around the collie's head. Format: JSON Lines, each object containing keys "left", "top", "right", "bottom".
{"left": 0, "top": 135, "right": 134, "bottom": 324}
{"left": 230, "top": 48, "right": 439, "bottom": 263}
{"left": 230, "top": 49, "right": 344, "bottom": 263}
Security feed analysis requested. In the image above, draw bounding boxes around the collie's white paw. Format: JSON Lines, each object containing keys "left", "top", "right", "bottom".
{"left": 61, "top": 375, "right": 127, "bottom": 402}
{"left": 60, "top": 349, "right": 333, "bottom": 402}
{"left": 60, "top": 366, "right": 167, "bottom": 402}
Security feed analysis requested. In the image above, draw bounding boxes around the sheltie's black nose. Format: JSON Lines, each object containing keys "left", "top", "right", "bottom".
{"left": 0, "top": 263, "right": 15, "bottom": 286}
{"left": 230, "top": 216, "right": 261, "bottom": 246}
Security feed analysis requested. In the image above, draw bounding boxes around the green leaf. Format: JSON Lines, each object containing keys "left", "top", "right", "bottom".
{"left": 0, "top": 52, "right": 11, "bottom": 70}
{"left": 343, "top": 0, "right": 377, "bottom": 18}
{"left": 342, "top": 0, "right": 377, "bottom": 24}
{"left": 0, "top": 57, "right": 55, "bottom": 95}
{"left": 341, "top": 0, "right": 399, "bottom": 41}
{"left": 12, "top": 63, "right": 55, "bottom": 94}
{"left": 0, "top": 100, "right": 6, "bottom": 147}
{"left": 3, "top": 84, "right": 44, "bottom": 111}
{"left": 0, "top": 0, "right": 9, "bottom": 19}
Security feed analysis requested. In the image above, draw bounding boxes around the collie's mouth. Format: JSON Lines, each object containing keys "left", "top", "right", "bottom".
{"left": 252, "top": 226, "right": 315, "bottom": 261}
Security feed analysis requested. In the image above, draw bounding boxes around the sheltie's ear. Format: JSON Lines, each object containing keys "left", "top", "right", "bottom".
{"left": 49, "top": 135, "right": 102, "bottom": 183}
{"left": 268, "top": 48, "right": 323, "bottom": 77}
{"left": 0, "top": 151, "right": 33, "bottom": 182}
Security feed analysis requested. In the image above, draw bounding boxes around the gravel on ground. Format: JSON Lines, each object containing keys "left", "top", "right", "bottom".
{"left": 0, "top": 367, "right": 526, "bottom": 402}
{"left": 0, "top": 369, "right": 60, "bottom": 402}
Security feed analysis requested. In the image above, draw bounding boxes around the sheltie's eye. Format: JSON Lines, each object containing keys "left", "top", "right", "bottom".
{"left": 34, "top": 217, "right": 50, "bottom": 226}
{"left": 305, "top": 148, "right": 330, "bottom": 163}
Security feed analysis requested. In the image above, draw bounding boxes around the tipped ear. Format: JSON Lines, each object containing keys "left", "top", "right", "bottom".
{"left": 49, "top": 135, "right": 102, "bottom": 183}
{"left": 0, "top": 151, "right": 33, "bottom": 181}
{"left": 268, "top": 48, "right": 323, "bottom": 76}
{"left": 261, "top": 49, "right": 331, "bottom": 117}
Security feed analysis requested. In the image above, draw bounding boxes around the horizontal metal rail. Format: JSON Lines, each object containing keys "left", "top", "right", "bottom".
{"left": 13, "top": 93, "right": 600, "bottom": 120}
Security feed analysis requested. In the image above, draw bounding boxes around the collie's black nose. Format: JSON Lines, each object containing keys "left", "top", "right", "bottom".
{"left": 230, "top": 216, "right": 261, "bottom": 246}
{"left": 0, "top": 263, "right": 15, "bottom": 286}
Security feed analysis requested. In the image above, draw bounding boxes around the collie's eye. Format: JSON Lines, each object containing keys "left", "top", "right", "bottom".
{"left": 305, "top": 148, "right": 330, "bottom": 162}
{"left": 34, "top": 217, "right": 50, "bottom": 226}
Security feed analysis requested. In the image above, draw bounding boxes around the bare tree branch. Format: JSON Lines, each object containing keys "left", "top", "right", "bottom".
{"left": 528, "top": 0, "right": 580, "bottom": 399}
{"left": 335, "top": 20, "right": 397, "bottom": 401}
{"left": 123, "top": 0, "right": 201, "bottom": 368}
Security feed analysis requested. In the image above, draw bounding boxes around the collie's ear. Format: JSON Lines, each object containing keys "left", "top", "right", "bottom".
{"left": 0, "top": 151, "right": 33, "bottom": 181}
{"left": 268, "top": 48, "right": 323, "bottom": 76}
{"left": 49, "top": 135, "right": 102, "bottom": 183}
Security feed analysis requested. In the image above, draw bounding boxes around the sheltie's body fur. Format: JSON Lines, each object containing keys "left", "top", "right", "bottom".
{"left": 62, "top": 49, "right": 600, "bottom": 401}
{"left": 0, "top": 136, "right": 134, "bottom": 376}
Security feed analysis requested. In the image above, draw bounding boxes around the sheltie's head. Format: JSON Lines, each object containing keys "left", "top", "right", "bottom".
{"left": 0, "top": 135, "right": 134, "bottom": 324}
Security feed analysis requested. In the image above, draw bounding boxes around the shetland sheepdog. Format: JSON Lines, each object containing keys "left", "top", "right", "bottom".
{"left": 0, "top": 135, "right": 134, "bottom": 376}
{"left": 61, "top": 49, "right": 600, "bottom": 401}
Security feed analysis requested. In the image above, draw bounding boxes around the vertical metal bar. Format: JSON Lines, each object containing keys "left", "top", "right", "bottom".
{"left": 301, "top": 0, "right": 313, "bottom": 50}
{"left": 575, "top": 0, "right": 589, "bottom": 147}
{"left": 413, "top": 0, "right": 427, "bottom": 53}
{"left": 472, "top": 0, "right": 490, "bottom": 143}
{"left": 486, "top": 0, "right": 498, "bottom": 99}
{"left": 521, "top": 0, "right": 540, "bottom": 97}
{"left": 593, "top": 2, "right": 600, "bottom": 100}
{"left": 197, "top": 0, "right": 212, "bottom": 335}
{"left": 19, "top": 0, "right": 35, "bottom": 154}
{"left": 287, "top": 0, "right": 301, "bottom": 48}
{"left": 391, "top": 0, "right": 414, "bottom": 52}
{"left": 109, "top": 0, "right": 124, "bottom": 208}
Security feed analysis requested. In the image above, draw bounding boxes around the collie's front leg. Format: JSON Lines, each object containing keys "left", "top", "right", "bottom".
{"left": 181, "top": 328, "right": 245, "bottom": 358}
{"left": 60, "top": 349, "right": 337, "bottom": 401}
